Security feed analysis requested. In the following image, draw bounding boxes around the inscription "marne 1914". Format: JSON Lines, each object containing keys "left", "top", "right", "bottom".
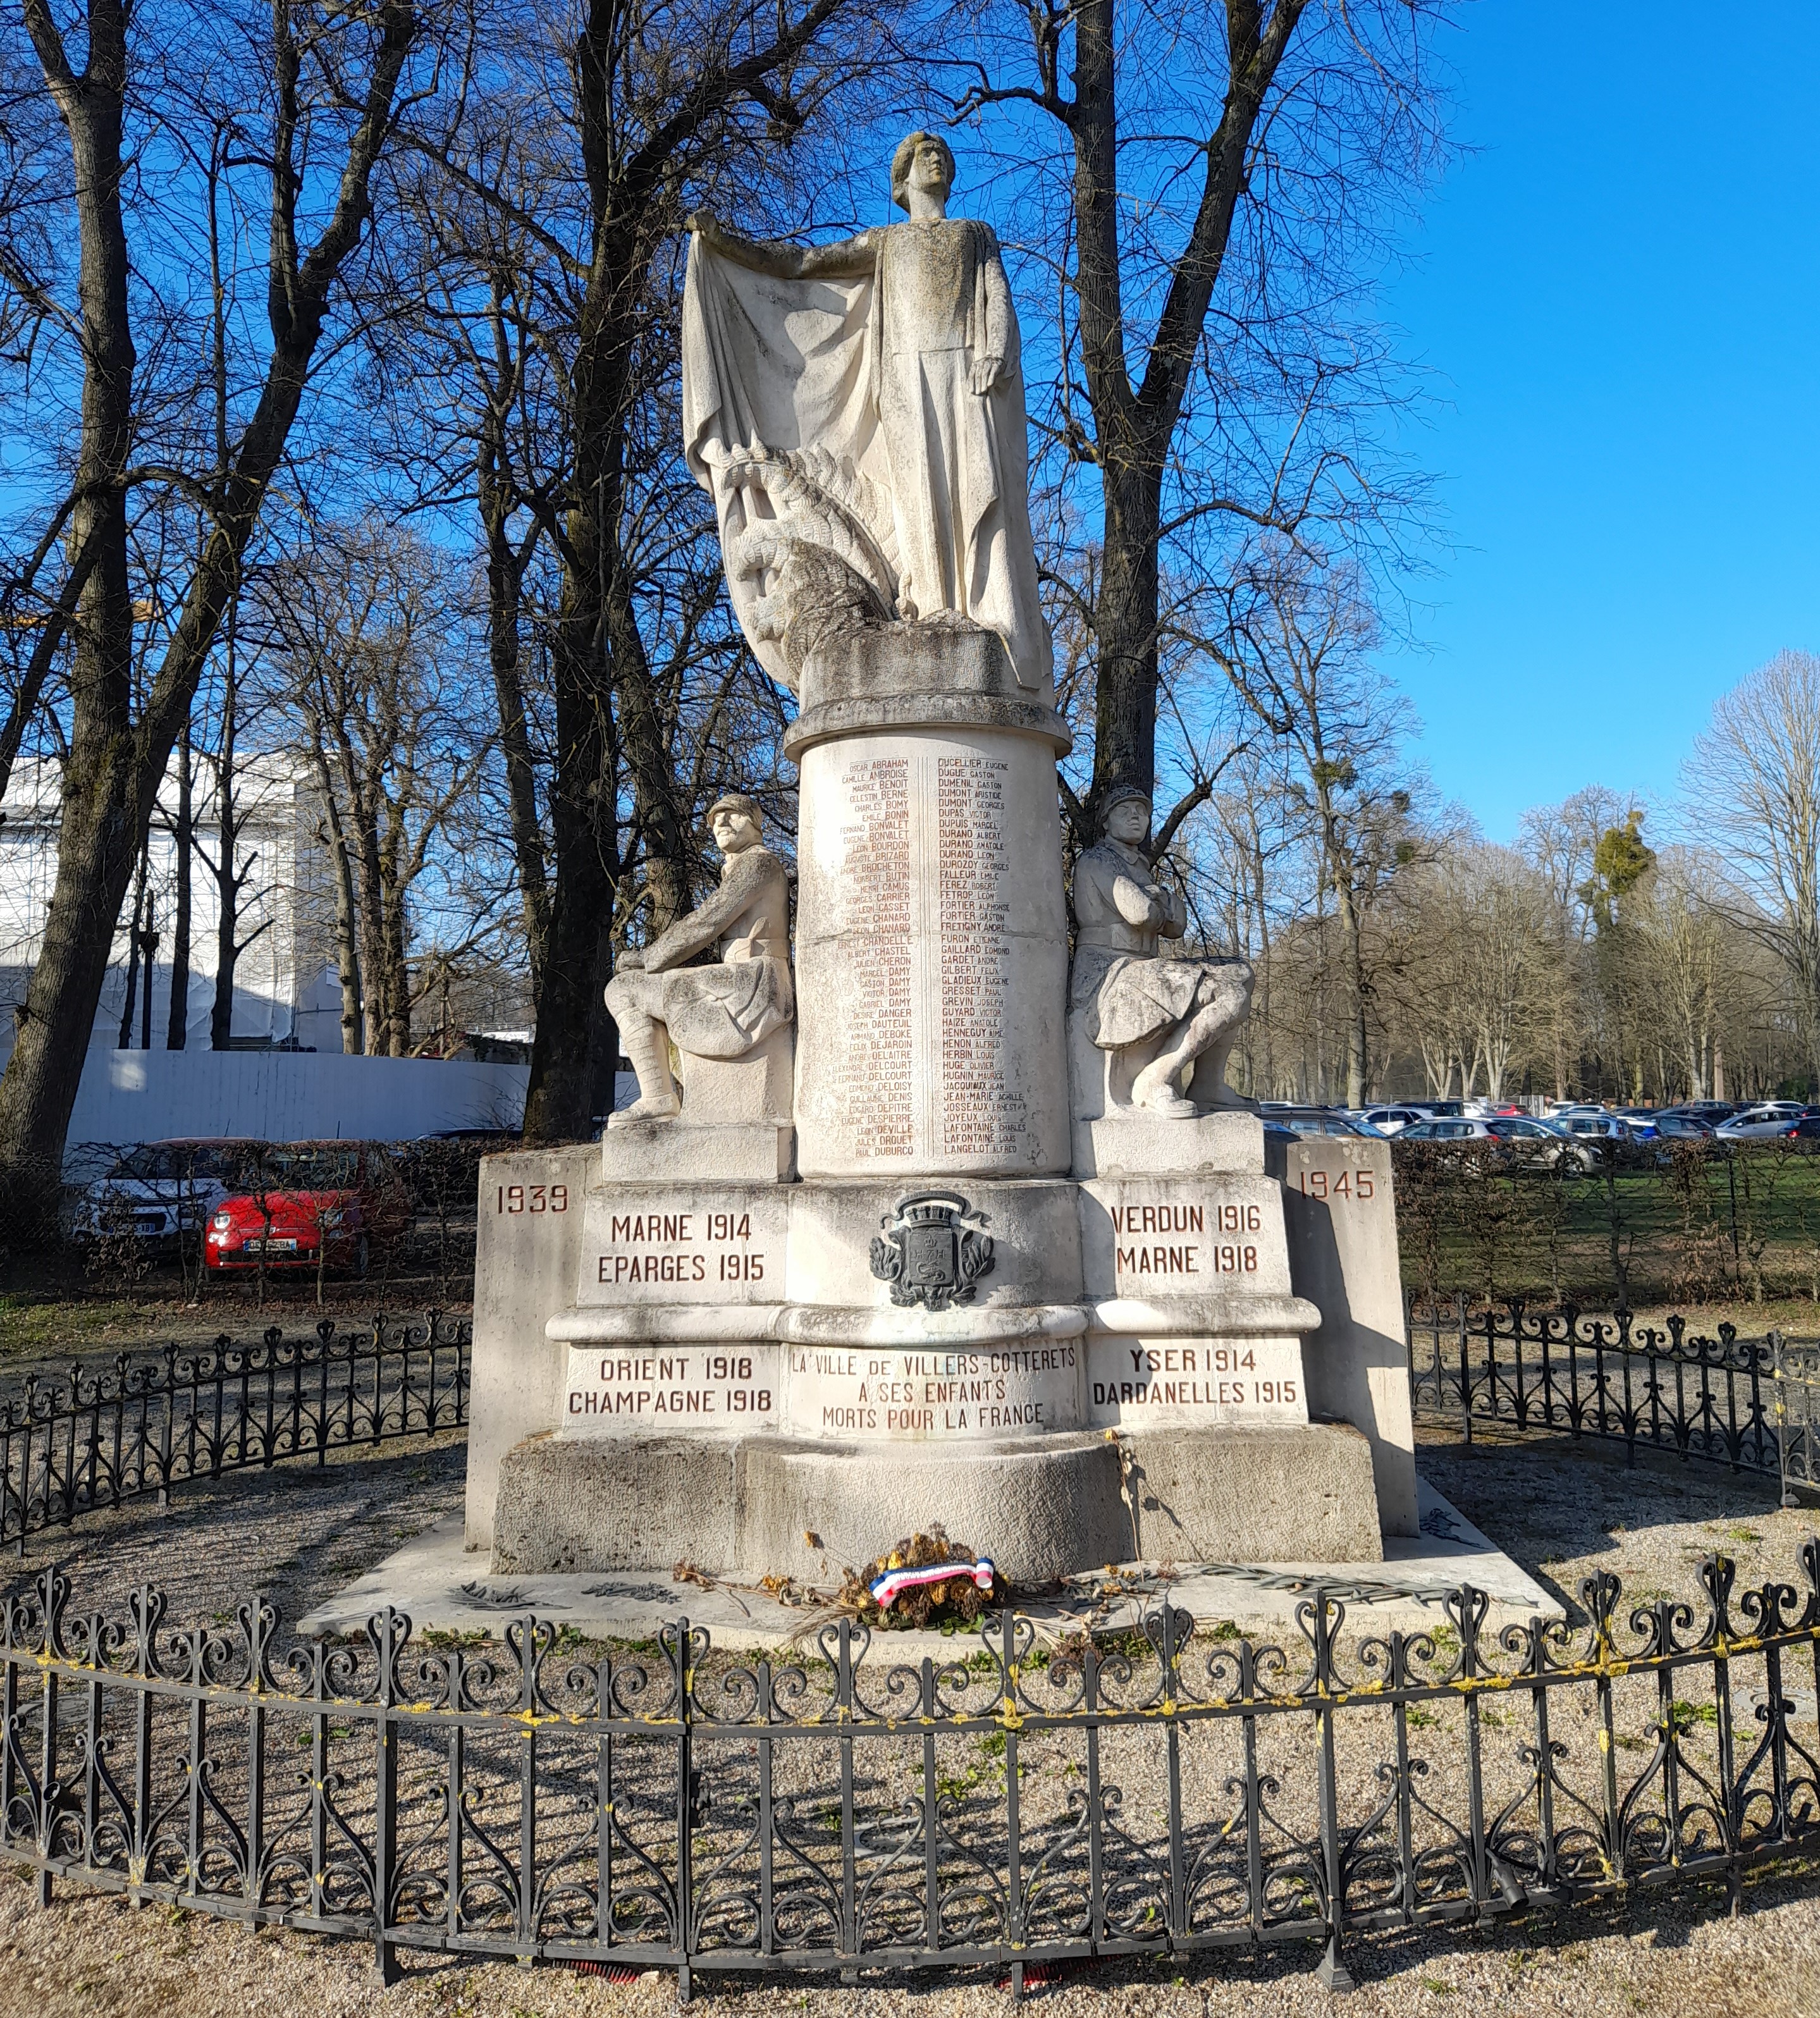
{"left": 1110, "top": 1200, "right": 1260, "bottom": 1280}
{"left": 596, "top": 1208, "right": 766, "bottom": 1286}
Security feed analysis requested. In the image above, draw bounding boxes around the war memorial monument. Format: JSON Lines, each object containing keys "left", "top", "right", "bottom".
{"left": 462, "top": 134, "right": 1418, "bottom": 1590}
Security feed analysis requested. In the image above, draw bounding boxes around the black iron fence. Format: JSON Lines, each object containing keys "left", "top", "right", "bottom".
{"left": 1, "top": 1555, "right": 1817, "bottom": 1994}
{"left": 1405, "top": 1300, "right": 1820, "bottom": 1499}
{"left": 0, "top": 1314, "right": 470, "bottom": 1552}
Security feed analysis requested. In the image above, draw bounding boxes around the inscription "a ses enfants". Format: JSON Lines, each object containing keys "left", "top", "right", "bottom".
{"left": 1110, "top": 1199, "right": 1260, "bottom": 1280}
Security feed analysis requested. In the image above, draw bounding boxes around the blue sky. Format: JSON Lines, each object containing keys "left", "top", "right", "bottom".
{"left": 1381, "top": 1, "right": 1820, "bottom": 840}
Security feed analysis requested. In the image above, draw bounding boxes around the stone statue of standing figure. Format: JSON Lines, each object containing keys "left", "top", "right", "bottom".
{"left": 1069, "top": 788, "right": 1254, "bottom": 1120}
{"left": 682, "top": 132, "right": 1052, "bottom": 698}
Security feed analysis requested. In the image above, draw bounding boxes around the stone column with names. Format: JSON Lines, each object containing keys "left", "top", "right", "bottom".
{"left": 795, "top": 725, "right": 1071, "bottom": 1179}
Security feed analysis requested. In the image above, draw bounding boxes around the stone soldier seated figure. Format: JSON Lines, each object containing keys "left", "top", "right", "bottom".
{"left": 1068, "top": 786, "right": 1254, "bottom": 1123}
{"left": 606, "top": 794, "right": 794, "bottom": 1127}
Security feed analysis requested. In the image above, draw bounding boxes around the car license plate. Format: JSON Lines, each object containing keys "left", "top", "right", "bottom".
{"left": 247, "top": 1238, "right": 297, "bottom": 1253}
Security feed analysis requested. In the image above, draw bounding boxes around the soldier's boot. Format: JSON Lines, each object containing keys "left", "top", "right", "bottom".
{"left": 609, "top": 1016, "right": 682, "bottom": 1124}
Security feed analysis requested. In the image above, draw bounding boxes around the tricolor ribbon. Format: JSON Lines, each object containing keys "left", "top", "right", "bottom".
{"left": 868, "top": 1559, "right": 997, "bottom": 1611}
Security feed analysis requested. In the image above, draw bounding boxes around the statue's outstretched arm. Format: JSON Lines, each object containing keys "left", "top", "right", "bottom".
{"left": 689, "top": 213, "right": 876, "bottom": 280}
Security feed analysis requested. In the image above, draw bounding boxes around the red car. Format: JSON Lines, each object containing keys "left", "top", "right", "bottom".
{"left": 204, "top": 1141, "right": 410, "bottom": 1277}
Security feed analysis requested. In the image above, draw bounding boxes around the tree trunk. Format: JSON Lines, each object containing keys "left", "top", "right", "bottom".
{"left": 210, "top": 624, "right": 241, "bottom": 1050}
{"left": 479, "top": 344, "right": 550, "bottom": 998}
{"left": 310, "top": 742, "right": 364, "bottom": 1054}
{"left": 166, "top": 714, "right": 192, "bottom": 1047}
{"left": 117, "top": 844, "right": 146, "bottom": 1049}
{"left": 1062, "top": 0, "right": 1308, "bottom": 825}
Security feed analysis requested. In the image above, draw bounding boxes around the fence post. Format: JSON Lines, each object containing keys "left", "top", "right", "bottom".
{"left": 1456, "top": 1296, "right": 1472, "bottom": 1446}
{"left": 372, "top": 1608, "right": 400, "bottom": 1987}
{"left": 1312, "top": 1592, "right": 1353, "bottom": 1993}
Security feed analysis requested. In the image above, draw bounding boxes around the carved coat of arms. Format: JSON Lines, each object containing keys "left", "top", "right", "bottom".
{"left": 869, "top": 1191, "right": 995, "bottom": 1312}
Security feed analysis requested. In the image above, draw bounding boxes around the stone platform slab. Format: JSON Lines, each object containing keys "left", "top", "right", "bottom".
{"left": 487, "top": 1418, "right": 1383, "bottom": 1582}
{"left": 300, "top": 1480, "right": 1559, "bottom": 1651}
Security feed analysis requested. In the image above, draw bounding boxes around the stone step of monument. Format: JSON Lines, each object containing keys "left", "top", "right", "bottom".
{"left": 298, "top": 1484, "right": 1559, "bottom": 1652}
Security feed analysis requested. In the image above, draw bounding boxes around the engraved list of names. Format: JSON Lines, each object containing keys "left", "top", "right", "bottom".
{"left": 833, "top": 756, "right": 913, "bottom": 1157}
{"left": 937, "top": 754, "right": 1023, "bottom": 1158}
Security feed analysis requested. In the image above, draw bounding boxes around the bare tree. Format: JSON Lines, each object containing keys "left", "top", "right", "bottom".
{"left": 1689, "top": 649, "right": 1820, "bottom": 1089}
{"left": 0, "top": 0, "right": 430, "bottom": 1195}
{"left": 393, "top": 0, "right": 892, "bottom": 1140}
{"left": 263, "top": 525, "right": 502, "bottom": 1057}
{"left": 953, "top": 0, "right": 1449, "bottom": 835}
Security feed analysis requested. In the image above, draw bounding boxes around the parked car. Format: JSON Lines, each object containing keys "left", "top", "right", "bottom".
{"left": 1258, "top": 1105, "right": 1384, "bottom": 1138}
{"left": 72, "top": 1138, "right": 262, "bottom": 1252}
{"left": 1610, "top": 1108, "right": 1663, "bottom": 1140}
{"left": 203, "top": 1141, "right": 411, "bottom": 1277}
{"left": 1779, "top": 1117, "right": 1820, "bottom": 1141}
{"left": 1662, "top": 1101, "right": 1742, "bottom": 1124}
{"left": 1355, "top": 1106, "right": 1428, "bottom": 1136}
{"left": 1397, "top": 1118, "right": 1499, "bottom": 1145}
{"left": 1482, "top": 1115, "right": 1601, "bottom": 1172}
{"left": 1651, "top": 1114, "right": 1717, "bottom": 1141}
{"left": 1558, "top": 1113, "right": 1634, "bottom": 1141}
{"left": 1715, "top": 1104, "right": 1820, "bottom": 1141}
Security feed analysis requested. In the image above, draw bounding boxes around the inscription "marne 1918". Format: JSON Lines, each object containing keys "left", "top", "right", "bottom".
{"left": 1110, "top": 1200, "right": 1260, "bottom": 1279}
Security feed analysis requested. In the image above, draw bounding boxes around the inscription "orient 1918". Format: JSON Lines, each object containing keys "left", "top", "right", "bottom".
{"left": 562, "top": 1346, "right": 781, "bottom": 1434}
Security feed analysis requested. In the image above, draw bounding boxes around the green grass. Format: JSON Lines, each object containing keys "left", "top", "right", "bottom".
{"left": 1398, "top": 1144, "right": 1820, "bottom": 1314}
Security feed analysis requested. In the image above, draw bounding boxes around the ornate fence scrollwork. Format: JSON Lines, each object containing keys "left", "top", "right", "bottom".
{"left": 0, "top": 1314, "right": 470, "bottom": 1551}
{"left": 1404, "top": 1299, "right": 1820, "bottom": 1495}
{"left": 2, "top": 1551, "right": 1818, "bottom": 1994}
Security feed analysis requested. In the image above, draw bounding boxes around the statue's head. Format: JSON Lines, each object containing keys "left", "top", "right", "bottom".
{"left": 707, "top": 791, "right": 764, "bottom": 854}
{"left": 891, "top": 131, "right": 955, "bottom": 212}
{"left": 1103, "top": 785, "right": 1152, "bottom": 846}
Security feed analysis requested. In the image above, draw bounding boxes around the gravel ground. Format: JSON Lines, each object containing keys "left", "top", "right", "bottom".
{"left": 1, "top": 1860, "right": 1816, "bottom": 2017}
{"left": 1413, "top": 1422, "right": 1816, "bottom": 1624}
{"left": 0, "top": 1432, "right": 469, "bottom": 1629}
{"left": 1, "top": 1424, "right": 1817, "bottom": 2015}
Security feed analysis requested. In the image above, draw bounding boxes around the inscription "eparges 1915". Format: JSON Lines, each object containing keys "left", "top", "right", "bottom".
{"left": 596, "top": 1207, "right": 766, "bottom": 1286}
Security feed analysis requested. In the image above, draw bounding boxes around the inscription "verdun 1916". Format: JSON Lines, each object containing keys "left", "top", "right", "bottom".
{"left": 1105, "top": 1196, "right": 1265, "bottom": 1286}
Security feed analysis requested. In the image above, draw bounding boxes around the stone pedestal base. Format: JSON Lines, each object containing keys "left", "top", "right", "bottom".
{"left": 1121, "top": 1422, "right": 1381, "bottom": 1563}
{"left": 489, "top": 1418, "right": 1381, "bottom": 1579}
{"left": 600, "top": 1119, "right": 795, "bottom": 1182}
{"left": 673, "top": 1027, "right": 794, "bottom": 1126}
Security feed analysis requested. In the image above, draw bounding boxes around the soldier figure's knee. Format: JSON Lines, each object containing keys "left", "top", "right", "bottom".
{"left": 605, "top": 971, "right": 654, "bottom": 1021}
